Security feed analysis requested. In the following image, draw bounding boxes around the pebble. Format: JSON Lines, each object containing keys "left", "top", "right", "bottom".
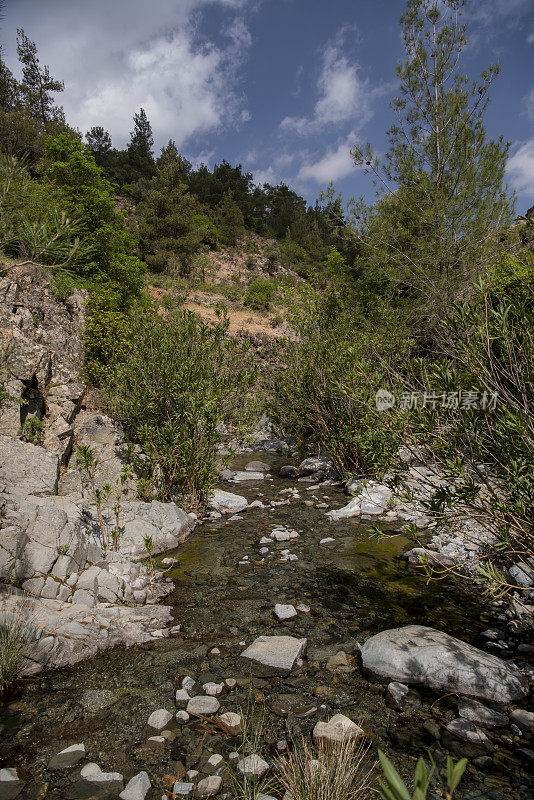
{"left": 313, "top": 714, "right": 364, "bottom": 744}
{"left": 319, "top": 537, "right": 335, "bottom": 545}
{"left": 205, "top": 754, "right": 224, "bottom": 774}
{"left": 119, "top": 771, "right": 151, "bottom": 800}
{"left": 217, "top": 712, "right": 244, "bottom": 735}
{"left": 147, "top": 709, "right": 173, "bottom": 730}
{"left": 186, "top": 696, "right": 221, "bottom": 715}
{"left": 175, "top": 689, "right": 191, "bottom": 706}
{"left": 274, "top": 603, "right": 297, "bottom": 620}
{"left": 224, "top": 678, "right": 237, "bottom": 690}
{"left": 458, "top": 697, "right": 508, "bottom": 729}
{"left": 175, "top": 711, "right": 190, "bottom": 724}
{"left": 296, "top": 603, "right": 310, "bottom": 613}
{"left": 510, "top": 708, "right": 534, "bottom": 732}
{"left": 386, "top": 681, "right": 410, "bottom": 710}
{"left": 173, "top": 782, "right": 195, "bottom": 797}
{"left": 48, "top": 743, "right": 86, "bottom": 769}
{"left": 203, "top": 682, "right": 224, "bottom": 696}
{"left": 182, "top": 676, "right": 196, "bottom": 693}
{"left": 237, "top": 754, "right": 270, "bottom": 778}
{"left": 195, "top": 776, "right": 222, "bottom": 798}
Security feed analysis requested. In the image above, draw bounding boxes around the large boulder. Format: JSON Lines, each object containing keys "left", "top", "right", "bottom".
{"left": 360, "top": 625, "right": 528, "bottom": 703}
{"left": 208, "top": 489, "right": 248, "bottom": 514}
{"left": 0, "top": 435, "right": 59, "bottom": 497}
{"left": 114, "top": 500, "right": 195, "bottom": 560}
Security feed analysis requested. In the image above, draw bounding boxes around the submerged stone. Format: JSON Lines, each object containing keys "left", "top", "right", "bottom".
{"left": 240, "top": 635, "right": 307, "bottom": 675}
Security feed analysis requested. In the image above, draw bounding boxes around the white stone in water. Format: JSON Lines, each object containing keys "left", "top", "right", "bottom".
{"left": 175, "top": 689, "right": 191, "bottom": 706}
{"left": 203, "top": 682, "right": 223, "bottom": 696}
{"left": 80, "top": 764, "right": 102, "bottom": 778}
{"left": 147, "top": 709, "right": 173, "bottom": 730}
{"left": 313, "top": 714, "right": 364, "bottom": 745}
{"left": 175, "top": 711, "right": 190, "bottom": 724}
{"left": 217, "top": 711, "right": 244, "bottom": 735}
{"left": 83, "top": 764, "right": 124, "bottom": 791}
{"left": 182, "top": 676, "right": 196, "bottom": 693}
{"left": 48, "top": 743, "right": 86, "bottom": 769}
{"left": 319, "top": 537, "right": 335, "bottom": 545}
{"left": 259, "top": 537, "right": 272, "bottom": 544}
{"left": 228, "top": 752, "right": 239, "bottom": 763}
{"left": 173, "top": 782, "right": 195, "bottom": 797}
{"left": 361, "top": 625, "right": 528, "bottom": 703}
{"left": 0, "top": 768, "right": 24, "bottom": 800}
{"left": 119, "top": 771, "right": 151, "bottom": 800}
{"left": 187, "top": 696, "right": 220, "bottom": 715}
{"left": 210, "top": 647, "right": 221, "bottom": 656}
{"left": 240, "top": 635, "right": 307, "bottom": 675}
{"left": 287, "top": 554, "right": 298, "bottom": 562}
{"left": 386, "top": 682, "right": 410, "bottom": 710}
{"left": 259, "top": 547, "right": 269, "bottom": 555}
{"left": 249, "top": 500, "right": 265, "bottom": 508}
{"left": 205, "top": 754, "right": 224, "bottom": 774}
{"left": 274, "top": 604, "right": 297, "bottom": 621}
{"left": 208, "top": 489, "right": 248, "bottom": 514}
{"left": 186, "top": 771, "right": 199, "bottom": 781}
{"left": 195, "top": 776, "right": 222, "bottom": 798}
{"left": 225, "top": 678, "right": 237, "bottom": 690}
{"left": 296, "top": 604, "right": 310, "bottom": 613}
{"left": 237, "top": 754, "right": 270, "bottom": 778}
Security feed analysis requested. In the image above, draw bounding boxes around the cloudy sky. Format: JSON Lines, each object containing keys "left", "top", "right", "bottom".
{"left": 3, "top": 0, "right": 534, "bottom": 210}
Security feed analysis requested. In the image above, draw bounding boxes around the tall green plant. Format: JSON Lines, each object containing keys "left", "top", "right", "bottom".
{"left": 352, "top": 0, "right": 514, "bottom": 332}
{"left": 107, "top": 306, "right": 257, "bottom": 508}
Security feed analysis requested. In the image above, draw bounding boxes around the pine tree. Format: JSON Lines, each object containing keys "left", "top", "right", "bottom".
{"left": 126, "top": 107, "right": 155, "bottom": 180}
{"left": 16, "top": 28, "right": 64, "bottom": 126}
{"left": 352, "top": 0, "right": 514, "bottom": 321}
{"left": 85, "top": 126, "right": 112, "bottom": 165}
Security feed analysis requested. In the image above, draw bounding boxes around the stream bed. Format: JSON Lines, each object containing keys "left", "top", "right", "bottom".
{"left": 0, "top": 451, "right": 531, "bottom": 799}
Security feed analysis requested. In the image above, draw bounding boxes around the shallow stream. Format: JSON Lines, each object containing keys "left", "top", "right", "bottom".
{"left": 0, "top": 452, "right": 530, "bottom": 799}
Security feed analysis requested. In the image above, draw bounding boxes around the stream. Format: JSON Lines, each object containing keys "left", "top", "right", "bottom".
{"left": 0, "top": 451, "right": 530, "bottom": 799}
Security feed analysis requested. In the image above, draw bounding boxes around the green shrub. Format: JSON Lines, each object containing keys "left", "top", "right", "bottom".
{"left": 1, "top": 593, "right": 35, "bottom": 696}
{"left": 271, "top": 286, "right": 409, "bottom": 477}
{"left": 21, "top": 417, "right": 44, "bottom": 444}
{"left": 106, "top": 306, "right": 257, "bottom": 508}
{"left": 244, "top": 278, "right": 275, "bottom": 311}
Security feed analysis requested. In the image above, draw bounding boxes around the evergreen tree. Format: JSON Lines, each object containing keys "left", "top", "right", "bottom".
{"left": 85, "top": 126, "right": 112, "bottom": 166}
{"left": 126, "top": 107, "right": 154, "bottom": 180}
{"left": 352, "top": 0, "right": 514, "bottom": 323}
{"left": 16, "top": 28, "right": 64, "bottom": 126}
{"left": 216, "top": 190, "right": 244, "bottom": 247}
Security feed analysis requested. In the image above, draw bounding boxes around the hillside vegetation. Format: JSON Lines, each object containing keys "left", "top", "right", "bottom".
{"left": 1, "top": 0, "right": 533, "bottom": 602}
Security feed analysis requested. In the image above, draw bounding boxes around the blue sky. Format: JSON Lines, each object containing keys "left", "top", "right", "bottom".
{"left": 3, "top": 0, "right": 534, "bottom": 211}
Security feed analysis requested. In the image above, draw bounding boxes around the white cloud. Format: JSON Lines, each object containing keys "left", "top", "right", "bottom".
{"left": 467, "top": 0, "right": 531, "bottom": 27}
{"left": 528, "top": 31, "right": 534, "bottom": 44}
{"left": 296, "top": 134, "right": 358, "bottom": 184}
{"left": 253, "top": 166, "right": 276, "bottom": 186}
{"left": 3, "top": 0, "right": 253, "bottom": 149}
{"left": 507, "top": 140, "right": 534, "bottom": 199}
{"left": 281, "top": 39, "right": 376, "bottom": 135}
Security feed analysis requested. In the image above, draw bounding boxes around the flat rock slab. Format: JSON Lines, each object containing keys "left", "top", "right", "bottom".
{"left": 208, "top": 489, "right": 248, "bottom": 514}
{"left": 361, "top": 625, "right": 528, "bottom": 703}
{"left": 458, "top": 697, "right": 508, "bottom": 729}
{"left": 0, "top": 434, "right": 59, "bottom": 497}
{"left": 240, "top": 635, "right": 307, "bottom": 676}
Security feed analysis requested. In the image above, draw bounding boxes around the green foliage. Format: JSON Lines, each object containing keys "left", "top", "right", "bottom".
{"left": 216, "top": 191, "right": 245, "bottom": 247}
{"left": 0, "top": 593, "right": 35, "bottom": 696}
{"left": 406, "top": 251, "right": 534, "bottom": 585}
{"left": 83, "top": 286, "right": 132, "bottom": 385}
{"left": 377, "top": 750, "right": 466, "bottom": 800}
{"left": 263, "top": 244, "right": 280, "bottom": 275}
{"left": 76, "top": 444, "right": 129, "bottom": 553}
{"left": 16, "top": 28, "right": 64, "bottom": 127}
{"left": 106, "top": 306, "right": 257, "bottom": 508}
{"left": 0, "top": 153, "right": 86, "bottom": 268}
{"left": 271, "top": 287, "right": 409, "bottom": 476}
{"left": 352, "top": 0, "right": 514, "bottom": 337}
{"left": 244, "top": 278, "right": 276, "bottom": 311}
{"left": 21, "top": 416, "right": 44, "bottom": 444}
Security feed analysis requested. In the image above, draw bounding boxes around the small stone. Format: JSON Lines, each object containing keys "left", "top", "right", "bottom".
{"left": 319, "top": 537, "right": 335, "bottom": 545}
{"left": 173, "top": 783, "right": 195, "bottom": 798}
{"left": 296, "top": 604, "right": 310, "bottom": 613}
{"left": 186, "top": 771, "right": 199, "bottom": 781}
{"left": 80, "top": 764, "right": 102, "bottom": 779}
{"left": 210, "top": 647, "right": 221, "bottom": 656}
{"left": 0, "top": 768, "right": 24, "bottom": 800}
{"left": 195, "top": 776, "right": 222, "bottom": 798}
{"left": 259, "top": 536, "right": 272, "bottom": 544}
{"left": 187, "top": 696, "right": 220, "bottom": 716}
{"left": 228, "top": 752, "right": 239, "bottom": 763}
{"left": 176, "top": 711, "right": 190, "bottom": 724}
{"left": 511, "top": 708, "right": 534, "bottom": 732}
{"left": 386, "top": 682, "right": 410, "bottom": 710}
{"left": 326, "top": 651, "right": 355, "bottom": 673}
{"left": 274, "top": 604, "right": 297, "bottom": 621}
{"left": 458, "top": 697, "right": 508, "bottom": 729}
{"left": 119, "top": 771, "right": 151, "bottom": 800}
{"left": 224, "top": 678, "right": 237, "bottom": 690}
{"left": 237, "top": 755, "right": 269, "bottom": 778}
{"left": 203, "top": 682, "right": 223, "bottom": 696}
{"left": 182, "top": 676, "right": 196, "bottom": 693}
{"left": 176, "top": 689, "right": 191, "bottom": 706}
{"left": 147, "top": 709, "right": 173, "bottom": 730}
{"left": 217, "top": 712, "right": 244, "bottom": 735}
{"left": 313, "top": 714, "right": 364, "bottom": 745}
{"left": 445, "top": 718, "right": 489, "bottom": 745}
{"left": 205, "top": 754, "right": 224, "bottom": 775}
{"left": 48, "top": 743, "right": 86, "bottom": 769}
{"left": 240, "top": 635, "right": 307, "bottom": 676}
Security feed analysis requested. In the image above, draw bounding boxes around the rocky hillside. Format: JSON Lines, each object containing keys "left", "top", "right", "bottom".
{"left": 0, "top": 265, "right": 195, "bottom": 673}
